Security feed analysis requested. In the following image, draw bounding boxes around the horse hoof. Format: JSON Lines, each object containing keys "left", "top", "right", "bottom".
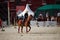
{"left": 26, "top": 31, "right": 29, "bottom": 33}
{"left": 18, "top": 32, "right": 20, "bottom": 33}
{"left": 26, "top": 32, "right": 28, "bottom": 33}
{"left": 21, "top": 32, "right": 23, "bottom": 33}
{"left": 18, "top": 31, "right": 20, "bottom": 33}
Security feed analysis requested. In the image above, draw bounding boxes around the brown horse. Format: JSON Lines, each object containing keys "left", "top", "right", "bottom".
{"left": 17, "top": 15, "right": 33, "bottom": 33}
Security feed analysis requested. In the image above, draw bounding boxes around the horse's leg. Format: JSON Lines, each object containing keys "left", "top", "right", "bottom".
{"left": 28, "top": 25, "right": 31, "bottom": 32}
{"left": 28, "top": 22, "right": 31, "bottom": 32}
{"left": 18, "top": 26, "right": 20, "bottom": 33}
{"left": 25, "top": 22, "right": 28, "bottom": 33}
{"left": 21, "top": 25, "right": 23, "bottom": 33}
{"left": 26, "top": 25, "right": 31, "bottom": 33}
{"left": 26, "top": 26, "right": 28, "bottom": 33}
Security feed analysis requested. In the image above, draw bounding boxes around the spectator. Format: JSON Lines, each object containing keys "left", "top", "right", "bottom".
{"left": 0, "top": 18, "right": 2, "bottom": 28}
{"left": 37, "top": 14, "right": 43, "bottom": 21}
{"left": 51, "top": 16, "right": 55, "bottom": 21}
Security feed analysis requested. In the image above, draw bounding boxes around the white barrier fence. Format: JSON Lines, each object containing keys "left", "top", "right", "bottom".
{"left": 1, "top": 20, "right": 57, "bottom": 27}
{"left": 30, "top": 21, "right": 57, "bottom": 27}
{"left": 2, "top": 21, "right": 7, "bottom": 27}
{"left": 45, "top": 21, "right": 57, "bottom": 27}
{"left": 30, "top": 20, "right": 38, "bottom": 27}
{"left": 38, "top": 21, "right": 44, "bottom": 27}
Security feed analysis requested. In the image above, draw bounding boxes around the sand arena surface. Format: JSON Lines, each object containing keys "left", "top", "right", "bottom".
{"left": 0, "top": 26, "right": 60, "bottom": 40}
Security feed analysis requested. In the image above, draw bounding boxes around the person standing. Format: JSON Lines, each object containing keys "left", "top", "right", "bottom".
{"left": 0, "top": 18, "right": 2, "bottom": 28}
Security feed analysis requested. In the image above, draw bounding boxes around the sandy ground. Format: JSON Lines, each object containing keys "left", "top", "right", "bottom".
{"left": 0, "top": 26, "right": 60, "bottom": 40}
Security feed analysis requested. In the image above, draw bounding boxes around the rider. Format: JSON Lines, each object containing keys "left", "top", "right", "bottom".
{"left": 23, "top": 11, "right": 28, "bottom": 22}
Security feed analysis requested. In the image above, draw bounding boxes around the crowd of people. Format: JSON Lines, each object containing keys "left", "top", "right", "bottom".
{"left": 37, "top": 13, "right": 57, "bottom": 21}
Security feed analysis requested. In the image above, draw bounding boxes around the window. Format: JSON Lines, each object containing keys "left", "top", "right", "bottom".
{"left": 10, "top": 0, "right": 15, "bottom": 2}
{"left": 21, "top": 0, "right": 26, "bottom": 2}
{"left": 42, "top": 0, "right": 47, "bottom": 5}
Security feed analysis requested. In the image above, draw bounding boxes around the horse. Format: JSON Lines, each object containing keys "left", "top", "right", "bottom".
{"left": 17, "top": 15, "right": 33, "bottom": 33}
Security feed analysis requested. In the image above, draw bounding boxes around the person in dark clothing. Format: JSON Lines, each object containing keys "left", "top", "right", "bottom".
{"left": 24, "top": 12, "right": 28, "bottom": 22}
{"left": 25, "top": 13, "right": 28, "bottom": 19}
{"left": 0, "top": 18, "right": 2, "bottom": 28}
